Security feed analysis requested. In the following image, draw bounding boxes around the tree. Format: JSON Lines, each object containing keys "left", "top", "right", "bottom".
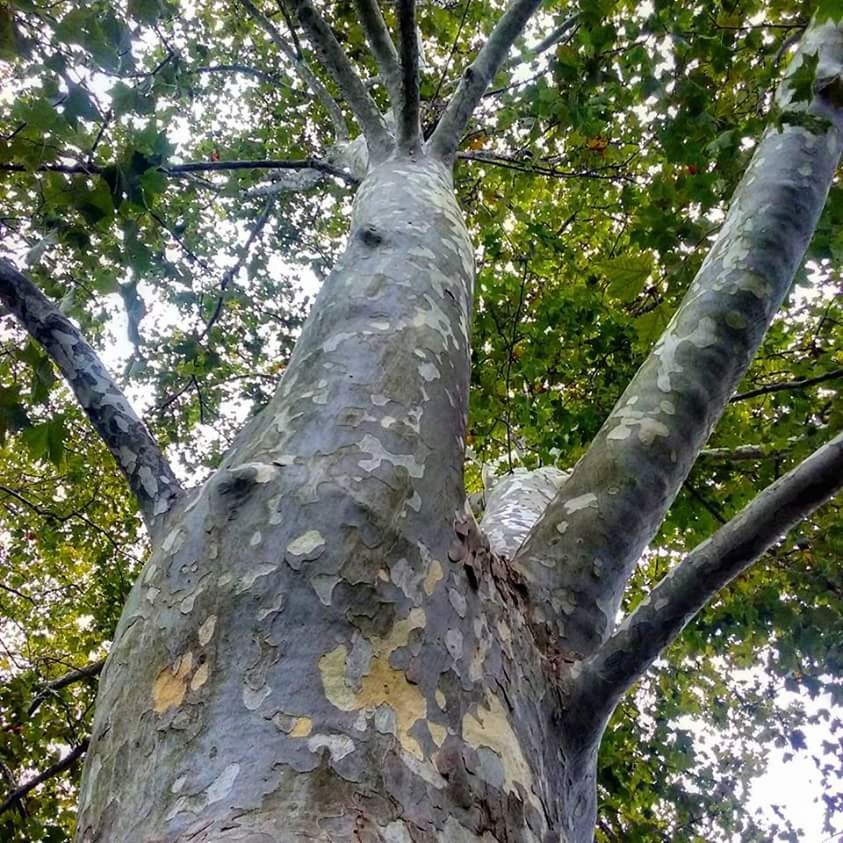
{"left": 0, "top": 0, "right": 842, "bottom": 840}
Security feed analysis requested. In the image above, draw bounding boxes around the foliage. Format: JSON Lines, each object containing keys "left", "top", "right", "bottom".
{"left": 0, "top": 0, "right": 840, "bottom": 840}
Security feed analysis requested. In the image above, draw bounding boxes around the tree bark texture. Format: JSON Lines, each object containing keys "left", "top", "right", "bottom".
{"left": 63, "top": 14, "right": 843, "bottom": 843}
{"left": 75, "top": 157, "right": 597, "bottom": 842}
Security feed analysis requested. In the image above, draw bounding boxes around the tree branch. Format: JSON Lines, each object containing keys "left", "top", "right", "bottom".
{"left": 0, "top": 739, "right": 89, "bottom": 818}
{"left": 0, "top": 261, "right": 182, "bottom": 530}
{"left": 730, "top": 368, "right": 843, "bottom": 402}
{"left": 291, "top": 0, "right": 393, "bottom": 162}
{"left": 354, "top": 0, "right": 402, "bottom": 110}
{"left": 429, "top": 0, "right": 544, "bottom": 161}
{"left": 0, "top": 157, "right": 359, "bottom": 185}
{"left": 527, "top": 13, "right": 579, "bottom": 60}
{"left": 236, "top": 0, "right": 349, "bottom": 141}
{"left": 572, "top": 432, "right": 843, "bottom": 731}
{"left": 199, "top": 197, "right": 275, "bottom": 341}
{"left": 481, "top": 467, "right": 570, "bottom": 558}
{"left": 512, "top": 18, "right": 843, "bottom": 656}
{"left": 27, "top": 659, "right": 105, "bottom": 717}
{"left": 396, "top": 0, "right": 421, "bottom": 152}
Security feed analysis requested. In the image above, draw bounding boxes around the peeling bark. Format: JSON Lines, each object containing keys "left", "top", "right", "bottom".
{"left": 76, "top": 157, "right": 599, "bottom": 842}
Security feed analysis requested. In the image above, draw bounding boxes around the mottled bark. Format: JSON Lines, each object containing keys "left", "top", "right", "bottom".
{"left": 0, "top": 260, "right": 182, "bottom": 530}
{"left": 481, "top": 467, "right": 570, "bottom": 559}
{"left": 75, "top": 156, "right": 599, "bottom": 843}
{"left": 514, "top": 18, "right": 843, "bottom": 658}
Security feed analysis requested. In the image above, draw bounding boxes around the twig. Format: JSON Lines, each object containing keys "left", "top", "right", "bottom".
{"left": 27, "top": 659, "right": 106, "bottom": 717}
{"left": 730, "top": 369, "right": 843, "bottom": 402}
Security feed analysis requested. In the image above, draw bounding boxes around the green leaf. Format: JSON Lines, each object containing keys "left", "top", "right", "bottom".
{"left": 14, "top": 98, "right": 60, "bottom": 131}
{"left": 788, "top": 52, "right": 818, "bottom": 104}
{"left": 816, "top": 0, "right": 843, "bottom": 23}
{"left": 594, "top": 254, "right": 653, "bottom": 300}
{"left": 73, "top": 179, "right": 115, "bottom": 225}
{"left": 63, "top": 83, "right": 100, "bottom": 127}
{"left": 0, "top": 3, "right": 17, "bottom": 60}
{"left": 127, "top": 0, "right": 175, "bottom": 24}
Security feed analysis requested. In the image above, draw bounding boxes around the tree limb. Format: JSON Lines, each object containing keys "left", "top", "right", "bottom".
{"left": 0, "top": 260, "right": 182, "bottom": 530}
{"left": 199, "top": 197, "right": 275, "bottom": 341}
{"left": 429, "top": 0, "right": 544, "bottom": 161}
{"left": 730, "top": 368, "right": 843, "bottom": 402}
{"left": 0, "top": 739, "right": 89, "bottom": 818}
{"left": 396, "top": 0, "right": 421, "bottom": 152}
{"left": 291, "top": 0, "right": 393, "bottom": 162}
{"left": 512, "top": 18, "right": 843, "bottom": 656}
{"left": 235, "top": 0, "right": 349, "bottom": 141}
{"left": 527, "top": 13, "right": 579, "bottom": 60}
{"left": 0, "top": 157, "right": 359, "bottom": 185}
{"left": 27, "top": 659, "right": 106, "bottom": 717}
{"left": 354, "top": 0, "right": 402, "bottom": 110}
{"left": 572, "top": 431, "right": 843, "bottom": 731}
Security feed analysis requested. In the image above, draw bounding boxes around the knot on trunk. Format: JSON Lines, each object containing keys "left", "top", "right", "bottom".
{"left": 358, "top": 223, "right": 384, "bottom": 247}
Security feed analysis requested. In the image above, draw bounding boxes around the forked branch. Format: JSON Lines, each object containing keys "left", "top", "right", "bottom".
{"left": 572, "top": 431, "right": 843, "bottom": 731}
{"left": 0, "top": 261, "right": 182, "bottom": 529}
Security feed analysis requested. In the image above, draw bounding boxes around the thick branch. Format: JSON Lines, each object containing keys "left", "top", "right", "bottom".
{"left": 27, "top": 659, "right": 105, "bottom": 717}
{"left": 0, "top": 739, "right": 89, "bottom": 818}
{"left": 236, "top": 0, "right": 349, "bottom": 140}
{"left": 0, "top": 157, "right": 359, "bottom": 185}
{"left": 730, "top": 367, "right": 843, "bottom": 402}
{"left": 354, "top": 0, "right": 402, "bottom": 109}
{"left": 481, "top": 467, "right": 570, "bottom": 558}
{"left": 514, "top": 18, "right": 843, "bottom": 656}
{"left": 291, "top": 0, "right": 393, "bottom": 162}
{"left": 0, "top": 261, "right": 182, "bottom": 529}
{"left": 396, "top": 0, "right": 421, "bottom": 152}
{"left": 572, "top": 431, "right": 843, "bottom": 730}
{"left": 429, "top": 0, "right": 544, "bottom": 161}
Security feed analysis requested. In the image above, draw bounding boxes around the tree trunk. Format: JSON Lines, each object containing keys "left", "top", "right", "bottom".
{"left": 75, "top": 156, "right": 597, "bottom": 843}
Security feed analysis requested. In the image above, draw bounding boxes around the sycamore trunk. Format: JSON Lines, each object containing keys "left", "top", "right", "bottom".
{"left": 75, "top": 158, "right": 600, "bottom": 843}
